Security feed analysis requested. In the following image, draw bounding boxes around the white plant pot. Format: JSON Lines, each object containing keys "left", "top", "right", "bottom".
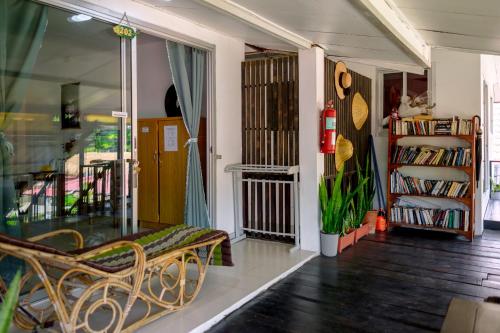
{"left": 320, "top": 232, "right": 339, "bottom": 257}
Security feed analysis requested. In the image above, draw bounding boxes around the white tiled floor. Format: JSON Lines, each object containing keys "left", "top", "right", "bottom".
{"left": 138, "top": 238, "right": 317, "bottom": 333}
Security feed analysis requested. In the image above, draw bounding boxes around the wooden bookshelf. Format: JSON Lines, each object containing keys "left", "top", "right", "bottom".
{"left": 387, "top": 117, "right": 478, "bottom": 241}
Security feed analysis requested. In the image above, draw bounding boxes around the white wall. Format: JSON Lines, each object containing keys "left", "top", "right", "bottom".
{"left": 137, "top": 33, "right": 173, "bottom": 119}
{"left": 433, "top": 48, "right": 483, "bottom": 235}
{"left": 299, "top": 47, "right": 324, "bottom": 252}
{"left": 76, "top": 0, "right": 245, "bottom": 234}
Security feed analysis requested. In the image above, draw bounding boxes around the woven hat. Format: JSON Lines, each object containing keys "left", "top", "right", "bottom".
{"left": 352, "top": 92, "right": 368, "bottom": 130}
{"left": 335, "top": 134, "right": 353, "bottom": 171}
{"left": 334, "top": 61, "right": 352, "bottom": 100}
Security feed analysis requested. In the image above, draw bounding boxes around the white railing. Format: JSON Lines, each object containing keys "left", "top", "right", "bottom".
{"left": 225, "top": 164, "right": 300, "bottom": 251}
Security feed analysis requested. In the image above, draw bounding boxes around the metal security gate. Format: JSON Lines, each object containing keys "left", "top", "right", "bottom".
{"left": 228, "top": 54, "right": 299, "bottom": 245}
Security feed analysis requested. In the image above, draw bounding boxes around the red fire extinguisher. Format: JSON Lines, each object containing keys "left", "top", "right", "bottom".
{"left": 320, "top": 100, "right": 337, "bottom": 154}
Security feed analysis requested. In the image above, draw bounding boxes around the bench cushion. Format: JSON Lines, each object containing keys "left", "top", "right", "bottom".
{"left": 0, "top": 225, "right": 232, "bottom": 274}
{"left": 77, "top": 224, "right": 232, "bottom": 273}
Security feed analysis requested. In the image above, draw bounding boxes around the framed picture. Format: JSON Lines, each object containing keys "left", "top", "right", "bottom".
{"left": 61, "top": 82, "right": 81, "bottom": 129}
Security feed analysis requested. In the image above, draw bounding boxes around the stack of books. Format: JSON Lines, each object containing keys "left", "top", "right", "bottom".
{"left": 392, "top": 118, "right": 473, "bottom": 136}
{"left": 390, "top": 205, "right": 470, "bottom": 231}
{"left": 392, "top": 146, "right": 472, "bottom": 166}
{"left": 390, "top": 171, "right": 470, "bottom": 198}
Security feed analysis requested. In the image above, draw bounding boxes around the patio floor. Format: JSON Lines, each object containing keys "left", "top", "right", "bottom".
{"left": 209, "top": 229, "right": 500, "bottom": 333}
{"left": 137, "top": 238, "right": 316, "bottom": 333}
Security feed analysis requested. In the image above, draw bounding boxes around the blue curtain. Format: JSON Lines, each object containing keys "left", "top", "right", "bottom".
{"left": 166, "top": 41, "right": 210, "bottom": 228}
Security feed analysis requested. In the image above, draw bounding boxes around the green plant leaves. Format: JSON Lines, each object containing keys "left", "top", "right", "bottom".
{"left": 319, "top": 150, "right": 376, "bottom": 235}
{"left": 0, "top": 270, "right": 21, "bottom": 333}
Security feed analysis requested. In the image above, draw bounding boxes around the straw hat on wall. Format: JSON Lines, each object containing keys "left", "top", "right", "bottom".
{"left": 352, "top": 92, "right": 368, "bottom": 130}
{"left": 334, "top": 61, "right": 352, "bottom": 100}
{"left": 335, "top": 134, "right": 353, "bottom": 171}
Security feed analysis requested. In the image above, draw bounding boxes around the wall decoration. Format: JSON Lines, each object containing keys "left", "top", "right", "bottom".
{"left": 113, "top": 13, "right": 136, "bottom": 39}
{"left": 164, "top": 84, "right": 182, "bottom": 117}
{"left": 324, "top": 59, "right": 371, "bottom": 177}
{"left": 334, "top": 61, "right": 352, "bottom": 100}
{"left": 352, "top": 92, "right": 368, "bottom": 130}
{"left": 335, "top": 134, "right": 353, "bottom": 171}
{"left": 61, "top": 82, "right": 80, "bottom": 129}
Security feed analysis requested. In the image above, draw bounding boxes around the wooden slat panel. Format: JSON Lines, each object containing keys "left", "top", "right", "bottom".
{"left": 324, "top": 58, "right": 372, "bottom": 179}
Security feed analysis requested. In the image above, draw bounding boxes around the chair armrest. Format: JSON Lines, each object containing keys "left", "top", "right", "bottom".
{"left": 27, "top": 229, "right": 84, "bottom": 249}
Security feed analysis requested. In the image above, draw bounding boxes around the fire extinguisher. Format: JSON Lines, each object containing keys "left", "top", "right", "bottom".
{"left": 320, "top": 100, "right": 336, "bottom": 154}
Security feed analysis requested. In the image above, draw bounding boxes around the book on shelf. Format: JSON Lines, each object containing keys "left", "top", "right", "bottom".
{"left": 392, "top": 117, "right": 473, "bottom": 136}
{"left": 390, "top": 205, "right": 470, "bottom": 231}
{"left": 391, "top": 145, "right": 471, "bottom": 167}
{"left": 390, "top": 170, "right": 470, "bottom": 198}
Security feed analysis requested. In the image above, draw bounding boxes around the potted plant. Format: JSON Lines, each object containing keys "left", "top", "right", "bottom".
{"left": 354, "top": 152, "right": 377, "bottom": 237}
{"left": 319, "top": 164, "right": 366, "bottom": 256}
{"left": 338, "top": 206, "right": 356, "bottom": 254}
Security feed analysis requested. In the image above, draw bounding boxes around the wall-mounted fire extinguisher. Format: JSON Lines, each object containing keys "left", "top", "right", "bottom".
{"left": 320, "top": 100, "right": 336, "bottom": 154}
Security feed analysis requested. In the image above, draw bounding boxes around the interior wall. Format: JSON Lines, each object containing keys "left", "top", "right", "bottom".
{"left": 433, "top": 48, "right": 483, "bottom": 235}
{"left": 137, "top": 33, "right": 173, "bottom": 119}
{"left": 77, "top": 0, "right": 245, "bottom": 234}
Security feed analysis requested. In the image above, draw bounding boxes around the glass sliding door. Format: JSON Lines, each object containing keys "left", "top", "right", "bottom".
{"left": 0, "top": 0, "right": 132, "bottom": 279}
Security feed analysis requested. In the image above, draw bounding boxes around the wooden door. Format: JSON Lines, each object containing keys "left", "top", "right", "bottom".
{"left": 159, "top": 117, "right": 189, "bottom": 225}
{"left": 138, "top": 119, "right": 159, "bottom": 224}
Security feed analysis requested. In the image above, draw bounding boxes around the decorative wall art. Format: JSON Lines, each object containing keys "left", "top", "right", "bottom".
{"left": 335, "top": 134, "right": 353, "bottom": 171}
{"left": 334, "top": 61, "right": 352, "bottom": 100}
{"left": 352, "top": 92, "right": 368, "bottom": 130}
{"left": 61, "top": 82, "right": 80, "bottom": 129}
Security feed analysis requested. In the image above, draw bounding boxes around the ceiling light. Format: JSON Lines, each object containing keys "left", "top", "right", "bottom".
{"left": 67, "top": 14, "right": 92, "bottom": 23}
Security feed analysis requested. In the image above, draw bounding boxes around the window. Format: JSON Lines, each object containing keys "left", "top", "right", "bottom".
{"left": 379, "top": 70, "right": 430, "bottom": 131}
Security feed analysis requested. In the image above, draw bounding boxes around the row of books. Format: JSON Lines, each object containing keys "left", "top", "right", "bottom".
{"left": 391, "top": 146, "right": 472, "bottom": 166}
{"left": 390, "top": 206, "right": 470, "bottom": 231}
{"left": 392, "top": 118, "right": 473, "bottom": 136}
{"left": 390, "top": 170, "right": 470, "bottom": 198}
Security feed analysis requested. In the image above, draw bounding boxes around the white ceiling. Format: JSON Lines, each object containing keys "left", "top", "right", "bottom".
{"left": 392, "top": 0, "right": 500, "bottom": 55}
{"left": 136, "top": 0, "right": 420, "bottom": 67}
{"left": 233, "top": 0, "right": 416, "bottom": 65}
{"left": 134, "top": 0, "right": 296, "bottom": 51}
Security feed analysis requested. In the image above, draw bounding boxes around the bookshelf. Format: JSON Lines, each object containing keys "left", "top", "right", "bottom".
{"left": 387, "top": 117, "right": 478, "bottom": 241}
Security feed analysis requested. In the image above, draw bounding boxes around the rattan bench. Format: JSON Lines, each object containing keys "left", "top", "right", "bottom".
{"left": 0, "top": 224, "right": 232, "bottom": 333}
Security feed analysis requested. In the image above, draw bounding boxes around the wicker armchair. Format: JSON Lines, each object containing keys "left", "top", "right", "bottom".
{"left": 0, "top": 225, "right": 232, "bottom": 333}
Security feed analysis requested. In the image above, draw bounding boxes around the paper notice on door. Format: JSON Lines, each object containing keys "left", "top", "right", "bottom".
{"left": 141, "top": 127, "right": 149, "bottom": 133}
{"left": 164, "top": 125, "right": 178, "bottom": 152}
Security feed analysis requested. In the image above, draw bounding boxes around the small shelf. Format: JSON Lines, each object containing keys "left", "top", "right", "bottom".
{"left": 389, "top": 222, "right": 469, "bottom": 236}
{"left": 389, "top": 193, "right": 472, "bottom": 204}
{"left": 391, "top": 134, "right": 473, "bottom": 142}
{"left": 389, "top": 163, "right": 472, "bottom": 171}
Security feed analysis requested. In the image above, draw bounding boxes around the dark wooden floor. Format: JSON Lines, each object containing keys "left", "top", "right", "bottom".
{"left": 209, "top": 228, "right": 500, "bottom": 333}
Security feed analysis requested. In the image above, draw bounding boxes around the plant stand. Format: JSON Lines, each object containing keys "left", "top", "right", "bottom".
{"left": 338, "top": 230, "right": 355, "bottom": 254}
{"left": 355, "top": 223, "right": 370, "bottom": 242}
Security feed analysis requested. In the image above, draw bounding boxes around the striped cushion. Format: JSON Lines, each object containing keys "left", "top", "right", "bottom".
{"left": 79, "top": 224, "right": 232, "bottom": 273}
